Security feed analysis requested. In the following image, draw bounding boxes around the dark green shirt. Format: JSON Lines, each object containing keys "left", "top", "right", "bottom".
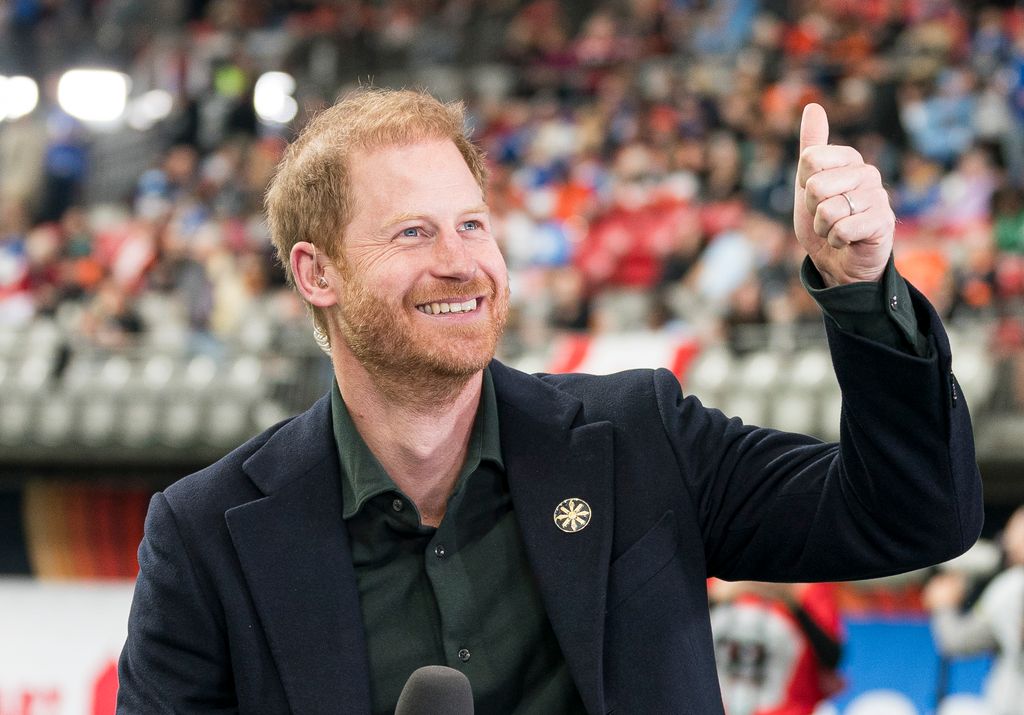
{"left": 331, "top": 370, "right": 585, "bottom": 715}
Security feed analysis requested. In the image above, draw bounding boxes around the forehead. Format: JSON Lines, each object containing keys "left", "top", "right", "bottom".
{"left": 346, "top": 139, "right": 483, "bottom": 216}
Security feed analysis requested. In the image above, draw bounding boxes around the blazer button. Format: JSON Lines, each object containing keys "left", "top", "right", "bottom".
{"left": 458, "top": 648, "right": 471, "bottom": 662}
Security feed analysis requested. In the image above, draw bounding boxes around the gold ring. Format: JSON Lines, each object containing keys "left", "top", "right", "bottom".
{"left": 841, "top": 192, "right": 856, "bottom": 216}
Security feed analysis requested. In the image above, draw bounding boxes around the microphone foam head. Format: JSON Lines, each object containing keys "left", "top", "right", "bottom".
{"left": 394, "top": 665, "right": 474, "bottom": 715}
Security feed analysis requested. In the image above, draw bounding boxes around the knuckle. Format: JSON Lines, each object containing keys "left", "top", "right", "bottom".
{"left": 833, "top": 218, "right": 856, "bottom": 243}
{"left": 804, "top": 175, "right": 825, "bottom": 203}
{"left": 800, "top": 148, "right": 823, "bottom": 174}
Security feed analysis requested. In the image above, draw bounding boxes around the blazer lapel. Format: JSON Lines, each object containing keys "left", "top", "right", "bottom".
{"left": 491, "top": 362, "right": 614, "bottom": 715}
{"left": 226, "top": 396, "right": 370, "bottom": 714}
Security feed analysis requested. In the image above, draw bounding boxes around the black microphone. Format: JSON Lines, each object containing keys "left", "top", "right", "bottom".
{"left": 394, "top": 665, "right": 474, "bottom": 715}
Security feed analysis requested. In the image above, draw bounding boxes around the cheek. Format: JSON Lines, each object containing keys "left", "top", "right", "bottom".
{"left": 477, "top": 242, "right": 509, "bottom": 283}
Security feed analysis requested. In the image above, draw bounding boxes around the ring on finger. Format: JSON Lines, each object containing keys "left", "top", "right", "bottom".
{"left": 841, "top": 191, "right": 856, "bottom": 216}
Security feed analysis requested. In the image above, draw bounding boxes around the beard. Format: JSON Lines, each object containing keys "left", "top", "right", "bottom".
{"left": 330, "top": 271, "right": 509, "bottom": 402}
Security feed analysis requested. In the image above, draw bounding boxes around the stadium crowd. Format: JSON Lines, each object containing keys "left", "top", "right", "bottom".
{"left": 1, "top": 0, "right": 1023, "bottom": 391}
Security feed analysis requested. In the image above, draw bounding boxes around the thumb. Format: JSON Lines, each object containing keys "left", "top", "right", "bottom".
{"left": 799, "top": 103, "right": 829, "bottom": 153}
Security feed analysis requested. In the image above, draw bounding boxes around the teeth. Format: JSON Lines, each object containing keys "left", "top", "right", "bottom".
{"left": 416, "top": 298, "right": 478, "bottom": 315}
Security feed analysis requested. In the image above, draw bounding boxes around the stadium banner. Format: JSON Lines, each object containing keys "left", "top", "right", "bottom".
{"left": 0, "top": 580, "right": 130, "bottom": 715}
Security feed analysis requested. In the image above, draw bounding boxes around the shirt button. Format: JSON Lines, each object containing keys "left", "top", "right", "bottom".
{"left": 434, "top": 544, "right": 447, "bottom": 559}
{"left": 391, "top": 498, "right": 404, "bottom": 512}
{"left": 457, "top": 648, "right": 471, "bottom": 662}
{"left": 890, "top": 295, "right": 899, "bottom": 310}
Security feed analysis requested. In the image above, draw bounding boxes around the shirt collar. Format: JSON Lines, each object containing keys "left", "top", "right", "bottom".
{"left": 331, "top": 368, "right": 503, "bottom": 520}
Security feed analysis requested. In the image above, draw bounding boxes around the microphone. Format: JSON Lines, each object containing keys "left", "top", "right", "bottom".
{"left": 394, "top": 665, "right": 474, "bottom": 715}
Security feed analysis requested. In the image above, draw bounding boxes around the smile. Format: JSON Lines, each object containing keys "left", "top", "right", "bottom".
{"left": 415, "top": 298, "right": 479, "bottom": 315}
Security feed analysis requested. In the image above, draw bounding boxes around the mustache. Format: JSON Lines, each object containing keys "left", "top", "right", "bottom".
{"left": 409, "top": 278, "right": 495, "bottom": 305}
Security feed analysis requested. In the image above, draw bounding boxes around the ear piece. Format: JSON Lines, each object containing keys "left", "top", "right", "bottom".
{"left": 312, "top": 323, "right": 331, "bottom": 354}
{"left": 316, "top": 276, "right": 329, "bottom": 289}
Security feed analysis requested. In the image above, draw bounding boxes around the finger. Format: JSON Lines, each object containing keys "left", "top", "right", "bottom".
{"left": 803, "top": 164, "right": 879, "bottom": 214}
{"left": 811, "top": 184, "right": 892, "bottom": 238}
{"left": 826, "top": 209, "right": 893, "bottom": 248}
{"left": 799, "top": 103, "right": 829, "bottom": 153}
{"left": 797, "top": 145, "right": 865, "bottom": 188}
{"left": 798, "top": 162, "right": 880, "bottom": 213}
{"left": 813, "top": 193, "right": 860, "bottom": 237}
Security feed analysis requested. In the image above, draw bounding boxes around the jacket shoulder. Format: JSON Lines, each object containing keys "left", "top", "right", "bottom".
{"left": 536, "top": 367, "right": 683, "bottom": 423}
{"left": 160, "top": 414, "right": 294, "bottom": 521}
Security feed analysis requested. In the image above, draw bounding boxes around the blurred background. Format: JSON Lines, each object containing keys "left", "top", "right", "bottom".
{"left": 1, "top": 0, "right": 1023, "bottom": 713}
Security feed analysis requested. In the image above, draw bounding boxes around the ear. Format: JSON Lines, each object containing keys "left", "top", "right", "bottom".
{"left": 290, "top": 241, "right": 339, "bottom": 308}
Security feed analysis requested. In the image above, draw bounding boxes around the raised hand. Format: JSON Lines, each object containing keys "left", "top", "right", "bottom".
{"left": 793, "top": 104, "right": 895, "bottom": 287}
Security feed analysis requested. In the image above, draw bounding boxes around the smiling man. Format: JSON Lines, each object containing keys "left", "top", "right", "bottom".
{"left": 117, "top": 89, "right": 983, "bottom": 715}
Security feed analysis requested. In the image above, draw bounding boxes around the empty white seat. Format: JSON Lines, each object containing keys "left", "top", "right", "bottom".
{"left": 771, "top": 392, "right": 817, "bottom": 435}
{"left": 788, "top": 349, "right": 834, "bottom": 392}
{"left": 736, "top": 350, "right": 782, "bottom": 392}
{"left": 119, "top": 399, "right": 159, "bottom": 447}
{"left": 80, "top": 399, "right": 118, "bottom": 445}
{"left": 34, "top": 396, "right": 75, "bottom": 447}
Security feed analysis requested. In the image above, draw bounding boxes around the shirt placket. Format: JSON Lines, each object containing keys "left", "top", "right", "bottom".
{"left": 426, "top": 512, "right": 476, "bottom": 675}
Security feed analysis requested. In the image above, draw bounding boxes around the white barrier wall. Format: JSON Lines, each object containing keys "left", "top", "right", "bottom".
{"left": 0, "top": 580, "right": 132, "bottom": 715}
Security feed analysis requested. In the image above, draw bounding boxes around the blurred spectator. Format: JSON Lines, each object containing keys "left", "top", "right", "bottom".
{"left": 893, "top": 151, "right": 944, "bottom": 224}
{"left": 923, "top": 506, "right": 1024, "bottom": 715}
{"left": 994, "top": 186, "right": 1024, "bottom": 255}
{"left": 0, "top": 114, "right": 47, "bottom": 218}
{"left": 710, "top": 579, "right": 845, "bottom": 715}
{"left": 39, "top": 108, "right": 88, "bottom": 223}
{"left": 899, "top": 69, "right": 978, "bottom": 167}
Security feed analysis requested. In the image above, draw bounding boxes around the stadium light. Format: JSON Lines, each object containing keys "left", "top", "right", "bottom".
{"left": 126, "top": 89, "right": 174, "bottom": 130}
{"left": 0, "top": 75, "right": 40, "bottom": 121}
{"left": 57, "top": 69, "right": 129, "bottom": 123}
{"left": 253, "top": 71, "right": 298, "bottom": 125}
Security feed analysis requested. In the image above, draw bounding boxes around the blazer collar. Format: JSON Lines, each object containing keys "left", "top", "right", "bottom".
{"left": 490, "top": 361, "right": 614, "bottom": 715}
{"left": 228, "top": 393, "right": 370, "bottom": 714}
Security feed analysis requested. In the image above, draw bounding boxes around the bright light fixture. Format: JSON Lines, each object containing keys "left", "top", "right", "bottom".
{"left": 254, "top": 71, "right": 298, "bottom": 125}
{"left": 0, "top": 75, "right": 39, "bottom": 121}
{"left": 57, "top": 69, "right": 130, "bottom": 123}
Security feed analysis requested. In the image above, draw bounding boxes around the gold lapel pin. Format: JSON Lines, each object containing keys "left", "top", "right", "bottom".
{"left": 554, "top": 498, "right": 592, "bottom": 533}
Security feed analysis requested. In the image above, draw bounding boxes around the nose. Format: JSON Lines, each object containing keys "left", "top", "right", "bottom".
{"left": 430, "top": 228, "right": 477, "bottom": 282}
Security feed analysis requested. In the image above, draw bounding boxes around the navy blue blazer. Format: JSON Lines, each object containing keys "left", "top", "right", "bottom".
{"left": 117, "top": 288, "right": 983, "bottom": 714}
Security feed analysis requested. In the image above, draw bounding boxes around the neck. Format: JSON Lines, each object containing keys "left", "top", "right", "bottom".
{"left": 331, "top": 346, "right": 483, "bottom": 527}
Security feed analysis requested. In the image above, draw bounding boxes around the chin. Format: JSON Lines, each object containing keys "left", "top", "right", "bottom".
{"left": 416, "top": 343, "right": 496, "bottom": 379}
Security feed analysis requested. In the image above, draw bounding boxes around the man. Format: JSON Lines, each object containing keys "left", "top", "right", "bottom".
{"left": 924, "top": 506, "right": 1024, "bottom": 715}
{"left": 117, "top": 88, "right": 983, "bottom": 714}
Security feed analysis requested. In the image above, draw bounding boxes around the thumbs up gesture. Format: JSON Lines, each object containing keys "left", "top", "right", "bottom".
{"left": 794, "top": 104, "right": 895, "bottom": 287}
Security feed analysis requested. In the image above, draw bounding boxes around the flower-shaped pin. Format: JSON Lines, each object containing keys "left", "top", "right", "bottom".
{"left": 553, "top": 498, "right": 592, "bottom": 533}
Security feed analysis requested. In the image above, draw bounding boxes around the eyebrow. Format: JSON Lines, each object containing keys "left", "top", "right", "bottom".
{"left": 379, "top": 205, "right": 490, "bottom": 231}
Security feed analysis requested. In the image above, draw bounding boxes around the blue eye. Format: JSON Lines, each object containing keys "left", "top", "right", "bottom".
{"left": 401, "top": 227, "right": 421, "bottom": 238}
{"left": 460, "top": 220, "right": 481, "bottom": 231}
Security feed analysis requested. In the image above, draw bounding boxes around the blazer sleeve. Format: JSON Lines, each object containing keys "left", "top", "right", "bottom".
{"left": 654, "top": 283, "right": 983, "bottom": 582}
{"left": 117, "top": 492, "right": 237, "bottom": 714}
